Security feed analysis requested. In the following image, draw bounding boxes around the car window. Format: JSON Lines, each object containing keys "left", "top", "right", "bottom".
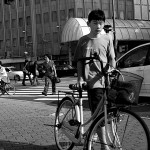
{"left": 5, "top": 68, "right": 10, "bottom": 72}
{"left": 118, "top": 45, "right": 149, "bottom": 68}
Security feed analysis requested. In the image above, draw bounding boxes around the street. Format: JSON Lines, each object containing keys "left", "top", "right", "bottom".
{"left": 0, "top": 77, "right": 150, "bottom": 150}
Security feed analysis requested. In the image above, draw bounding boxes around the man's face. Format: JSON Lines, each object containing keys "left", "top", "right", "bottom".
{"left": 44, "top": 56, "right": 49, "bottom": 62}
{"left": 88, "top": 20, "right": 105, "bottom": 35}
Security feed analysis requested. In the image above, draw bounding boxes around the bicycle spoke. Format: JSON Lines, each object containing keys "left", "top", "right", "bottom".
{"left": 86, "top": 108, "right": 150, "bottom": 150}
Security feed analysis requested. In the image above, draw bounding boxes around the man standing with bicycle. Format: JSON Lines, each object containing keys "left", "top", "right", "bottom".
{"left": 74, "top": 9, "right": 116, "bottom": 150}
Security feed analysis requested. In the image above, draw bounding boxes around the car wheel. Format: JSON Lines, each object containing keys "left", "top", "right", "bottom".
{"left": 14, "top": 75, "right": 20, "bottom": 81}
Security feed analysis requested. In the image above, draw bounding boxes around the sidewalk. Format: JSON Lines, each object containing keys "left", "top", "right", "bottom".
{"left": 0, "top": 96, "right": 150, "bottom": 150}
{"left": 0, "top": 97, "right": 58, "bottom": 150}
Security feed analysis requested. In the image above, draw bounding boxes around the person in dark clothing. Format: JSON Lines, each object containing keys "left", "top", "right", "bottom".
{"left": 22, "top": 59, "right": 33, "bottom": 86}
{"left": 42, "top": 54, "right": 57, "bottom": 96}
{"left": 32, "top": 61, "right": 39, "bottom": 86}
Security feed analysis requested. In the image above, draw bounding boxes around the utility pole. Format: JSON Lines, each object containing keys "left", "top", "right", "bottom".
{"left": 112, "top": 0, "right": 117, "bottom": 57}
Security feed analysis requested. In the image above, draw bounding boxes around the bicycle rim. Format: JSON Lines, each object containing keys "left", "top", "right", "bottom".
{"left": 5, "top": 83, "right": 15, "bottom": 95}
{"left": 54, "top": 97, "right": 79, "bottom": 150}
{"left": 86, "top": 108, "right": 150, "bottom": 150}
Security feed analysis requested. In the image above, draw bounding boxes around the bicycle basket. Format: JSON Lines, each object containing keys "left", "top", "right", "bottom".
{"left": 108, "top": 71, "right": 143, "bottom": 105}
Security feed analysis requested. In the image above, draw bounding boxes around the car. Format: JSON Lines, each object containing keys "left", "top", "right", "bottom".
{"left": 116, "top": 42, "right": 150, "bottom": 97}
{"left": 5, "top": 66, "right": 33, "bottom": 81}
{"left": 56, "top": 64, "right": 77, "bottom": 77}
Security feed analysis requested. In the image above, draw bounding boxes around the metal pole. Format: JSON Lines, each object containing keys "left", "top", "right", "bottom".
{"left": 112, "top": 0, "right": 117, "bottom": 57}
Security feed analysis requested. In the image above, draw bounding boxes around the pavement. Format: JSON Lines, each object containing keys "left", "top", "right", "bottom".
{"left": 0, "top": 80, "right": 150, "bottom": 150}
{"left": 0, "top": 97, "right": 58, "bottom": 150}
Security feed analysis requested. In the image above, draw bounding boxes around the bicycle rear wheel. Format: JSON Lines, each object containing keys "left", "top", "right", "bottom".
{"left": 86, "top": 107, "right": 150, "bottom": 150}
{"left": 5, "top": 83, "right": 15, "bottom": 95}
{"left": 54, "top": 96, "right": 80, "bottom": 150}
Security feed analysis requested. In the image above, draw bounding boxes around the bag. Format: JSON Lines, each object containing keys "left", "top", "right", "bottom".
{"left": 54, "top": 77, "right": 61, "bottom": 83}
{"left": 23, "top": 67, "right": 29, "bottom": 74}
{"left": 23, "top": 61, "right": 30, "bottom": 74}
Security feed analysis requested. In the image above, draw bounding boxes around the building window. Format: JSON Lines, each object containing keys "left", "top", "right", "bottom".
{"left": 37, "top": 34, "right": 42, "bottom": 43}
{"left": 118, "top": 0, "right": 125, "bottom": 19}
{"left": 5, "top": 20, "right": 9, "bottom": 29}
{"left": 20, "top": 37, "right": 24, "bottom": 46}
{"left": 43, "top": 0, "right": 48, "bottom": 5}
{"left": 27, "top": 36, "right": 32, "bottom": 42}
{"left": 53, "top": 32, "right": 58, "bottom": 43}
{"left": 60, "top": 10, "right": 65, "bottom": 21}
{"left": 25, "top": 0, "right": 30, "bottom": 6}
{"left": 45, "top": 33, "right": 50, "bottom": 41}
{"left": 19, "top": 0, "right": 22, "bottom": 7}
{"left": 35, "top": 0, "right": 40, "bottom": 5}
{"left": 52, "top": 11, "right": 57, "bottom": 22}
{"left": 19, "top": 18, "right": 23, "bottom": 27}
{"left": 69, "top": 8, "right": 74, "bottom": 18}
{"left": 12, "top": 19, "right": 16, "bottom": 28}
{"left": 13, "top": 38, "right": 17, "bottom": 47}
{"left": 36, "top": 14, "right": 41, "bottom": 24}
{"left": 0, "top": 40, "right": 3, "bottom": 49}
{"left": 26, "top": 16, "right": 31, "bottom": 25}
{"left": 6, "top": 39, "right": 11, "bottom": 47}
{"left": 102, "top": 0, "right": 110, "bottom": 18}
{"left": 126, "top": 0, "right": 134, "bottom": 19}
{"left": 0, "top": 21, "right": 2, "bottom": 29}
{"left": 77, "top": 8, "right": 83, "bottom": 18}
{"left": 43, "top": 12, "right": 49, "bottom": 23}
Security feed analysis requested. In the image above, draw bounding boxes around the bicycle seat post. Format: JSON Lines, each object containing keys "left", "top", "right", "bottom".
{"left": 78, "top": 87, "right": 84, "bottom": 134}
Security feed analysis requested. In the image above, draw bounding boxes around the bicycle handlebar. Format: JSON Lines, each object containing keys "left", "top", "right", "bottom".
{"left": 69, "top": 69, "right": 122, "bottom": 91}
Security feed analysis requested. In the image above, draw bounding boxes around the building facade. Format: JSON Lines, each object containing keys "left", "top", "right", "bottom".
{"left": 0, "top": 0, "right": 150, "bottom": 62}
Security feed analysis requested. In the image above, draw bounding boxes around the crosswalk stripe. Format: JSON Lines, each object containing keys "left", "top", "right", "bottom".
{"left": 3, "top": 78, "right": 89, "bottom": 101}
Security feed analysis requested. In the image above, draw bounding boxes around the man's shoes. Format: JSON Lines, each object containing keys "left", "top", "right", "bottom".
{"left": 52, "top": 92, "right": 56, "bottom": 95}
{"left": 22, "top": 83, "right": 26, "bottom": 86}
{"left": 42, "top": 92, "right": 47, "bottom": 96}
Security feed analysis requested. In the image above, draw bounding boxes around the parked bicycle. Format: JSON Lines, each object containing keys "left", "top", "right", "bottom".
{"left": 54, "top": 54, "right": 150, "bottom": 150}
{"left": 0, "top": 77, "right": 15, "bottom": 95}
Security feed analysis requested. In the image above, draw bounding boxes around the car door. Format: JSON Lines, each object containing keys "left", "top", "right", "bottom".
{"left": 142, "top": 44, "right": 150, "bottom": 95}
{"left": 117, "top": 46, "right": 149, "bottom": 95}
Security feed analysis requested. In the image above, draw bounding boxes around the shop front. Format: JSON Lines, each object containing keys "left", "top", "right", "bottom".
{"left": 61, "top": 18, "right": 150, "bottom": 64}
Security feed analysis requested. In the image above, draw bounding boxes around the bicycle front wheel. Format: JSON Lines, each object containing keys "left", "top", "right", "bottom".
{"left": 5, "top": 83, "right": 15, "bottom": 95}
{"left": 86, "top": 107, "right": 150, "bottom": 150}
{"left": 54, "top": 96, "right": 80, "bottom": 150}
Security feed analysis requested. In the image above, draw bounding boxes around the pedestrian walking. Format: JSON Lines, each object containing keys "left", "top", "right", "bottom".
{"left": 0, "top": 61, "right": 9, "bottom": 94}
{"left": 32, "top": 61, "right": 40, "bottom": 86}
{"left": 74, "top": 9, "right": 116, "bottom": 150}
{"left": 42, "top": 54, "right": 57, "bottom": 96}
{"left": 22, "top": 58, "right": 33, "bottom": 86}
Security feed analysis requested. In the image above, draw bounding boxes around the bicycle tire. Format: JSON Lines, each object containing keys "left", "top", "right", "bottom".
{"left": 86, "top": 107, "right": 150, "bottom": 150}
{"left": 54, "top": 96, "right": 80, "bottom": 150}
{"left": 5, "top": 83, "right": 16, "bottom": 95}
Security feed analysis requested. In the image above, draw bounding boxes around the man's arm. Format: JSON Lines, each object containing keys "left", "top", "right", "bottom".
{"left": 74, "top": 39, "right": 84, "bottom": 83}
{"left": 108, "top": 37, "right": 116, "bottom": 69}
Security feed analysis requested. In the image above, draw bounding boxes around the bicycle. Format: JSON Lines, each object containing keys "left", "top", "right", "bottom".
{"left": 54, "top": 54, "right": 150, "bottom": 150}
{"left": 0, "top": 77, "right": 15, "bottom": 95}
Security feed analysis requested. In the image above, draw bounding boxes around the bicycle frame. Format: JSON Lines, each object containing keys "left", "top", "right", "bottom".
{"left": 58, "top": 72, "right": 113, "bottom": 144}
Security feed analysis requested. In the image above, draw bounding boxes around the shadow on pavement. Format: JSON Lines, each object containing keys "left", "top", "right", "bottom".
{"left": 49, "top": 99, "right": 90, "bottom": 110}
{"left": 0, "top": 141, "right": 58, "bottom": 150}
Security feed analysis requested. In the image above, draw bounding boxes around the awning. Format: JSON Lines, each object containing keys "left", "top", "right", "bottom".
{"left": 61, "top": 18, "right": 150, "bottom": 43}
